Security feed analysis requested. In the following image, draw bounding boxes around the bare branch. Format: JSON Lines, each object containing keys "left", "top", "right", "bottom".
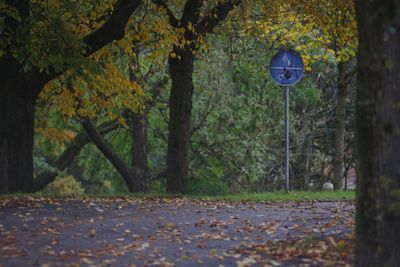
{"left": 152, "top": 0, "right": 180, "bottom": 28}
{"left": 195, "top": 0, "right": 240, "bottom": 35}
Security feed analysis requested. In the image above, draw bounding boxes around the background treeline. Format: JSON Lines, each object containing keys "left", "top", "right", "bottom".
{"left": 1, "top": 0, "right": 357, "bottom": 195}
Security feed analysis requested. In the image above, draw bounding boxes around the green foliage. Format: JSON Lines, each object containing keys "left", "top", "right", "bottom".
{"left": 79, "top": 140, "right": 130, "bottom": 194}
{"left": 189, "top": 33, "right": 327, "bottom": 192}
{"left": 189, "top": 166, "right": 229, "bottom": 196}
{"left": 2, "top": 0, "right": 118, "bottom": 72}
{"left": 33, "top": 156, "right": 58, "bottom": 177}
{"left": 149, "top": 180, "right": 166, "bottom": 194}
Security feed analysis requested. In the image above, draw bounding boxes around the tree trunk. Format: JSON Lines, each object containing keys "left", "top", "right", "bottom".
{"left": 166, "top": 49, "right": 194, "bottom": 193}
{"left": 131, "top": 115, "right": 148, "bottom": 170}
{"left": 333, "top": 61, "right": 348, "bottom": 190}
{"left": 355, "top": 0, "right": 400, "bottom": 266}
{"left": 304, "top": 132, "right": 313, "bottom": 189}
{"left": 130, "top": 112, "right": 150, "bottom": 192}
{"left": 81, "top": 119, "right": 134, "bottom": 191}
{"left": 0, "top": 56, "right": 36, "bottom": 193}
{"left": 81, "top": 118, "right": 150, "bottom": 193}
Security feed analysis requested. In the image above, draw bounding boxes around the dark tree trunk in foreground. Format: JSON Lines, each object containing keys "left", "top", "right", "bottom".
{"left": 355, "top": 0, "right": 400, "bottom": 266}
{"left": 166, "top": 50, "right": 194, "bottom": 193}
{"left": 0, "top": 0, "right": 141, "bottom": 193}
{"left": 333, "top": 61, "right": 349, "bottom": 190}
{"left": 0, "top": 1, "right": 35, "bottom": 193}
{"left": 0, "top": 56, "right": 37, "bottom": 193}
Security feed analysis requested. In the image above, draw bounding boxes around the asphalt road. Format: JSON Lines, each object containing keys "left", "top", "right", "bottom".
{"left": 0, "top": 197, "right": 355, "bottom": 267}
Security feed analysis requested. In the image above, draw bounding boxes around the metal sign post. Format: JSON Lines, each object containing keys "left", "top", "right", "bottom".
{"left": 284, "top": 86, "right": 289, "bottom": 191}
{"left": 269, "top": 50, "right": 304, "bottom": 192}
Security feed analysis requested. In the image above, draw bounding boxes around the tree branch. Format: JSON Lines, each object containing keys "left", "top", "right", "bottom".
{"left": 145, "top": 77, "right": 168, "bottom": 112}
{"left": 81, "top": 118, "right": 133, "bottom": 188}
{"left": 181, "top": 0, "right": 202, "bottom": 25}
{"left": 34, "top": 0, "right": 142, "bottom": 92}
{"left": 33, "top": 121, "right": 120, "bottom": 191}
{"left": 195, "top": 0, "right": 240, "bottom": 35}
{"left": 83, "top": 0, "right": 142, "bottom": 56}
{"left": 190, "top": 97, "right": 213, "bottom": 136}
{"left": 151, "top": 0, "right": 180, "bottom": 28}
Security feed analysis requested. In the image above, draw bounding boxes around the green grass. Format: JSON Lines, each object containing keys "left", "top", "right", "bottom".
{"left": 1, "top": 191, "right": 355, "bottom": 202}
{"left": 202, "top": 191, "right": 355, "bottom": 202}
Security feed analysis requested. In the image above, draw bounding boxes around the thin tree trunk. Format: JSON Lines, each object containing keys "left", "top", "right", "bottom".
{"left": 131, "top": 116, "right": 148, "bottom": 169}
{"left": 131, "top": 112, "right": 150, "bottom": 185}
{"left": 166, "top": 49, "right": 194, "bottom": 193}
{"left": 355, "top": 0, "right": 400, "bottom": 266}
{"left": 333, "top": 61, "right": 348, "bottom": 190}
{"left": 304, "top": 132, "right": 313, "bottom": 189}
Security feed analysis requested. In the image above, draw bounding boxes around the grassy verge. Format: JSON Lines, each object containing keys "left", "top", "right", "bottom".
{"left": 1, "top": 191, "right": 355, "bottom": 202}
{"left": 202, "top": 191, "right": 355, "bottom": 202}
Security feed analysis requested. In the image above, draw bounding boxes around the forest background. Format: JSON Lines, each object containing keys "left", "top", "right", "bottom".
{"left": 0, "top": 0, "right": 357, "bottom": 195}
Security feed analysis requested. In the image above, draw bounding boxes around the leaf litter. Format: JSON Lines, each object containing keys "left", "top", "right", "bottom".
{"left": 0, "top": 196, "right": 354, "bottom": 266}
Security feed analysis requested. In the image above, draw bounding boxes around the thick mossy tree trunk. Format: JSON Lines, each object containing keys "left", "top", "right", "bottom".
{"left": 166, "top": 49, "right": 194, "bottom": 193}
{"left": 355, "top": 0, "right": 400, "bottom": 266}
{"left": 0, "top": 56, "right": 37, "bottom": 193}
{"left": 333, "top": 61, "right": 349, "bottom": 190}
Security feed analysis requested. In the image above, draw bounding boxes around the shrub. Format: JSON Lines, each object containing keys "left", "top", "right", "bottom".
{"left": 44, "top": 175, "right": 84, "bottom": 196}
{"left": 189, "top": 175, "right": 229, "bottom": 196}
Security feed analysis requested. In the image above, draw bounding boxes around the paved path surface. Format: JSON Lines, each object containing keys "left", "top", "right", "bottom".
{"left": 0, "top": 197, "right": 355, "bottom": 267}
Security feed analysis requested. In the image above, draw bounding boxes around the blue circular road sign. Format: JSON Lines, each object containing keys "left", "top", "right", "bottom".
{"left": 269, "top": 50, "right": 304, "bottom": 86}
